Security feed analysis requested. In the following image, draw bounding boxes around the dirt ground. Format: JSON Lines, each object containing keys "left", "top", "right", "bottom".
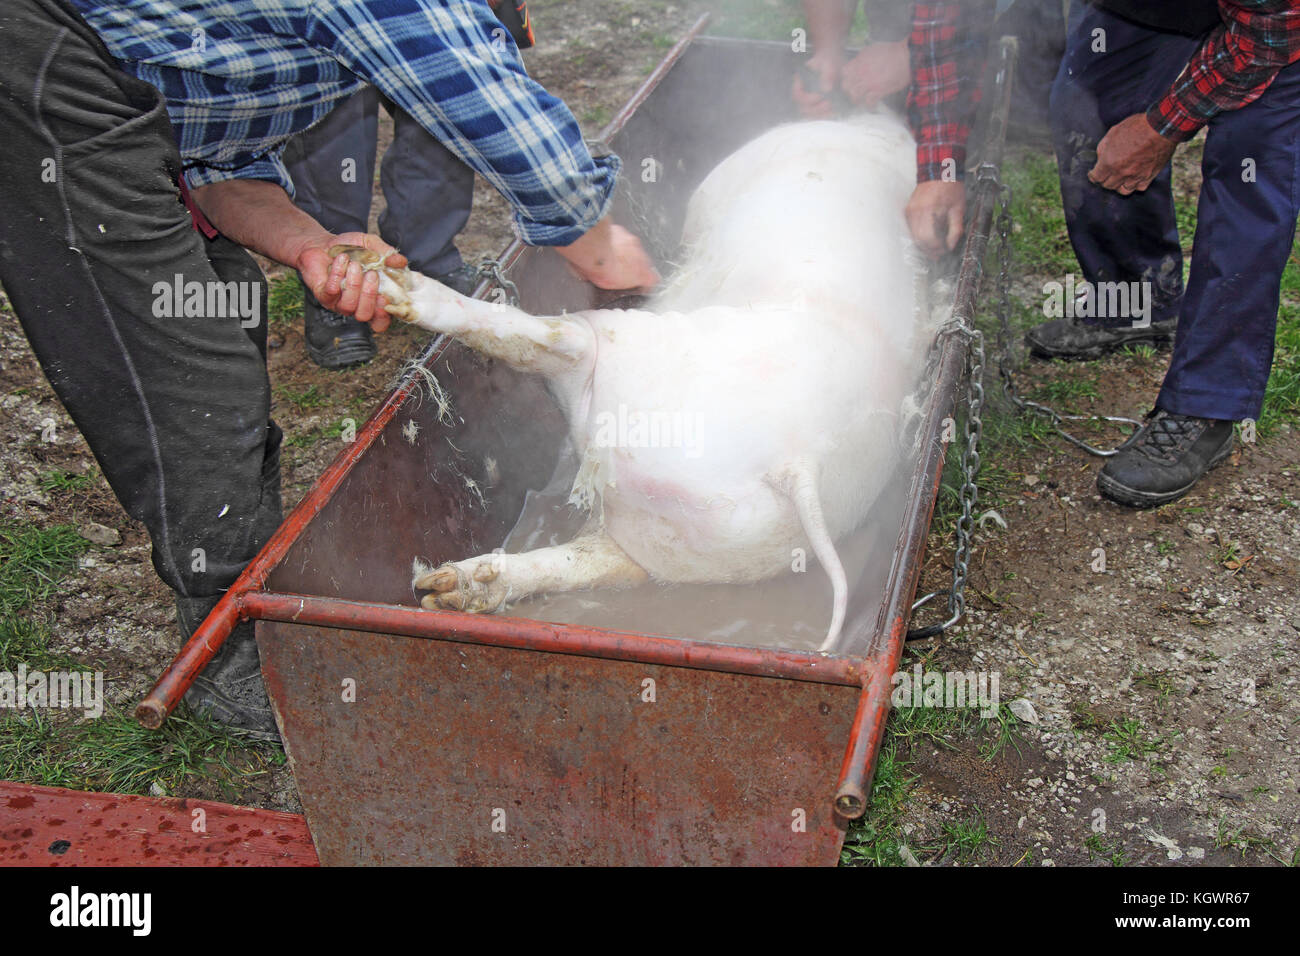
{"left": 1, "top": 0, "right": 1296, "bottom": 866}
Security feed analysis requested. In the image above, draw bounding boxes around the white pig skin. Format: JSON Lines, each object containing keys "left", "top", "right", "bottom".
{"left": 336, "top": 113, "right": 929, "bottom": 653}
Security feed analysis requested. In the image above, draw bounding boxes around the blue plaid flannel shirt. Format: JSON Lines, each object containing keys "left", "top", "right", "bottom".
{"left": 67, "top": 0, "right": 620, "bottom": 244}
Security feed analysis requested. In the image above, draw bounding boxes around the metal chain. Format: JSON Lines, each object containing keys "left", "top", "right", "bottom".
{"left": 909, "top": 177, "right": 1143, "bottom": 641}
{"left": 907, "top": 320, "right": 985, "bottom": 641}
{"left": 473, "top": 258, "right": 520, "bottom": 308}
{"left": 991, "top": 186, "right": 1141, "bottom": 456}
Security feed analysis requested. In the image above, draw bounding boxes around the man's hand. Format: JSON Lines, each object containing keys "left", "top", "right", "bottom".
{"left": 1088, "top": 113, "right": 1178, "bottom": 195}
{"left": 191, "top": 179, "right": 407, "bottom": 329}
{"left": 555, "top": 217, "right": 659, "bottom": 290}
{"left": 293, "top": 233, "right": 407, "bottom": 332}
{"left": 906, "top": 181, "right": 966, "bottom": 258}
{"left": 793, "top": 47, "right": 845, "bottom": 118}
{"left": 840, "top": 40, "right": 910, "bottom": 109}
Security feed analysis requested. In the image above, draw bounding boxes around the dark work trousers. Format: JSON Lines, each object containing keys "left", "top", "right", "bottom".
{"left": 284, "top": 86, "right": 474, "bottom": 277}
{"left": 0, "top": 0, "right": 283, "bottom": 601}
{"left": 1050, "top": 2, "right": 1300, "bottom": 421}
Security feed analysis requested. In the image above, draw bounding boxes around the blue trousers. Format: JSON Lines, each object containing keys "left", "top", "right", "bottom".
{"left": 284, "top": 87, "right": 474, "bottom": 277}
{"left": 1050, "top": 2, "right": 1300, "bottom": 421}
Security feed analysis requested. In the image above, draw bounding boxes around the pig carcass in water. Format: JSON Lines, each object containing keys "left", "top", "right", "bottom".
{"left": 333, "top": 113, "right": 932, "bottom": 652}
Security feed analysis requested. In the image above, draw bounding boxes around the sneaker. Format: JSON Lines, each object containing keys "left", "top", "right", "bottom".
{"left": 303, "top": 287, "right": 377, "bottom": 370}
{"left": 176, "top": 596, "right": 280, "bottom": 742}
{"left": 1097, "top": 409, "right": 1235, "bottom": 509}
{"left": 1025, "top": 316, "right": 1177, "bottom": 360}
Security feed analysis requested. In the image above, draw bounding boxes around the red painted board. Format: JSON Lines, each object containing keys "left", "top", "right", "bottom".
{"left": 0, "top": 782, "right": 318, "bottom": 866}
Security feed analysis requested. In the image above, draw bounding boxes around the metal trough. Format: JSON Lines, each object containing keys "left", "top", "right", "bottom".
{"left": 137, "top": 20, "right": 1014, "bottom": 866}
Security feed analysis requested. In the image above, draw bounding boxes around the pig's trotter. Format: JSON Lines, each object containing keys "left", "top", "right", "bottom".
{"left": 412, "top": 533, "right": 649, "bottom": 613}
{"left": 326, "top": 243, "right": 416, "bottom": 321}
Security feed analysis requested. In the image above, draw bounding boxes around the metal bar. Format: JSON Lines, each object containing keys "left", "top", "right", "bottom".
{"left": 833, "top": 34, "right": 1019, "bottom": 819}
{"left": 135, "top": 335, "right": 452, "bottom": 728}
{"left": 243, "top": 591, "right": 865, "bottom": 687}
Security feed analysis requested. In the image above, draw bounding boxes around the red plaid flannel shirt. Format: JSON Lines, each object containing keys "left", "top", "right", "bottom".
{"left": 908, "top": 0, "right": 1300, "bottom": 181}
{"left": 908, "top": 0, "right": 994, "bottom": 183}
{"left": 1151, "top": 0, "right": 1300, "bottom": 140}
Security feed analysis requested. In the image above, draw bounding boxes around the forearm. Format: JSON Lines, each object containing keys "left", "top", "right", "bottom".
{"left": 189, "top": 179, "right": 327, "bottom": 269}
{"left": 804, "top": 0, "right": 855, "bottom": 50}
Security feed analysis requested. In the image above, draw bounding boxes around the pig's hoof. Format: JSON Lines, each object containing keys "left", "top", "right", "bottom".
{"left": 326, "top": 244, "right": 416, "bottom": 291}
{"left": 414, "top": 558, "right": 508, "bottom": 613}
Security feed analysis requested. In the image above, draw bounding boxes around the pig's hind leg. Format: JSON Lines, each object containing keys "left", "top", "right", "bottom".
{"left": 328, "top": 244, "right": 594, "bottom": 379}
{"left": 413, "top": 528, "right": 649, "bottom": 613}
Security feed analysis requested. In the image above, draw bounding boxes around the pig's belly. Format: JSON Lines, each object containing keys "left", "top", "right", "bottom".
{"left": 601, "top": 471, "right": 802, "bottom": 583}
{"left": 572, "top": 307, "right": 909, "bottom": 582}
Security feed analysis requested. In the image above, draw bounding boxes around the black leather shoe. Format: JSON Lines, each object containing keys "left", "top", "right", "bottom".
{"left": 433, "top": 263, "right": 481, "bottom": 296}
{"left": 303, "top": 286, "right": 376, "bottom": 370}
{"left": 176, "top": 596, "right": 280, "bottom": 742}
{"left": 1026, "top": 316, "right": 1177, "bottom": 360}
{"left": 1098, "top": 409, "right": 1234, "bottom": 509}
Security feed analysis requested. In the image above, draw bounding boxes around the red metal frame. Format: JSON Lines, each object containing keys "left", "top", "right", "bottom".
{"left": 0, "top": 782, "right": 317, "bottom": 866}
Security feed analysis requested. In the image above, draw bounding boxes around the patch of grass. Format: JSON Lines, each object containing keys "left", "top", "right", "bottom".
{"left": 0, "top": 524, "right": 88, "bottom": 617}
{"left": 38, "top": 469, "right": 92, "bottom": 494}
{"left": 267, "top": 272, "right": 303, "bottom": 329}
{"left": 0, "top": 706, "right": 281, "bottom": 798}
{"left": 1103, "top": 717, "right": 1162, "bottom": 763}
{"left": 1028, "top": 377, "right": 1099, "bottom": 405}
{"left": 0, "top": 614, "right": 81, "bottom": 673}
{"left": 275, "top": 383, "right": 330, "bottom": 411}
{"left": 840, "top": 735, "right": 919, "bottom": 867}
{"left": 1003, "top": 150, "right": 1075, "bottom": 276}
{"left": 1260, "top": 242, "right": 1300, "bottom": 434}
{"left": 1085, "top": 832, "right": 1128, "bottom": 866}
{"left": 938, "top": 811, "right": 996, "bottom": 862}
{"left": 1131, "top": 665, "right": 1175, "bottom": 709}
{"left": 285, "top": 417, "right": 350, "bottom": 449}
{"left": 581, "top": 105, "right": 612, "bottom": 130}
{"left": 1214, "top": 816, "right": 1275, "bottom": 860}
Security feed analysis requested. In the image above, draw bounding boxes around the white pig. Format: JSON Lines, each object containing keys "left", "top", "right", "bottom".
{"left": 333, "top": 113, "right": 929, "bottom": 652}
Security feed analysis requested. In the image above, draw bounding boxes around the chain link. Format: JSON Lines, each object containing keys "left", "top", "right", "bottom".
{"left": 473, "top": 258, "right": 520, "bottom": 308}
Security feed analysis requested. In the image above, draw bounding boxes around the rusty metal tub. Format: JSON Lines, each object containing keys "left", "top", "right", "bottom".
{"left": 136, "top": 21, "right": 1013, "bottom": 866}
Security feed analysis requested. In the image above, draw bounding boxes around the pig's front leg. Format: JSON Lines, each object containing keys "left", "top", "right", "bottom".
{"left": 328, "top": 244, "right": 594, "bottom": 379}
{"left": 413, "top": 530, "right": 649, "bottom": 612}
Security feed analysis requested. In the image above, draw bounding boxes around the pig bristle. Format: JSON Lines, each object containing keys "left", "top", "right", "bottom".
{"left": 395, "top": 358, "right": 455, "bottom": 426}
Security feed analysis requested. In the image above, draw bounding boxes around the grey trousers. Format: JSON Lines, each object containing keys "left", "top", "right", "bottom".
{"left": 0, "top": 0, "right": 282, "bottom": 601}
{"left": 284, "top": 87, "right": 475, "bottom": 277}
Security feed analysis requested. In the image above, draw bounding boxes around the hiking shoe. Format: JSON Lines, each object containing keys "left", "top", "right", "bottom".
{"left": 1025, "top": 316, "right": 1177, "bottom": 360}
{"left": 433, "top": 263, "right": 481, "bottom": 297}
{"left": 303, "top": 286, "right": 376, "bottom": 370}
{"left": 1097, "top": 409, "right": 1235, "bottom": 509}
{"left": 176, "top": 597, "right": 280, "bottom": 742}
